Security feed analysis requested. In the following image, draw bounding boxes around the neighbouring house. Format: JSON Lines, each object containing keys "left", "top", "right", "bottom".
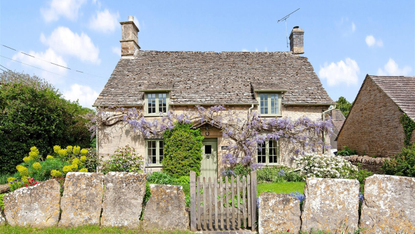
{"left": 337, "top": 75, "right": 415, "bottom": 157}
{"left": 93, "top": 16, "right": 335, "bottom": 177}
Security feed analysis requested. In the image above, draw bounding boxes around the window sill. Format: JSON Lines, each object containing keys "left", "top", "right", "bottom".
{"left": 144, "top": 113, "right": 168, "bottom": 117}
{"left": 145, "top": 164, "right": 163, "bottom": 168}
{"left": 259, "top": 114, "right": 282, "bottom": 118}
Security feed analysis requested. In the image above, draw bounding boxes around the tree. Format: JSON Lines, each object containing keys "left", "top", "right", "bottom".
{"left": 336, "top": 96, "right": 352, "bottom": 117}
{"left": 0, "top": 71, "right": 93, "bottom": 174}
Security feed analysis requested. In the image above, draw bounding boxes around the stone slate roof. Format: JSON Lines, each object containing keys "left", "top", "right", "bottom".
{"left": 370, "top": 75, "right": 415, "bottom": 120}
{"left": 94, "top": 50, "right": 334, "bottom": 107}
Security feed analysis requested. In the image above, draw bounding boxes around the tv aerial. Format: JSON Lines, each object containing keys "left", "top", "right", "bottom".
{"left": 277, "top": 8, "right": 300, "bottom": 48}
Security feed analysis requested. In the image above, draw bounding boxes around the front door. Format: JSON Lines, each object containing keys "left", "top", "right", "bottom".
{"left": 200, "top": 139, "right": 218, "bottom": 178}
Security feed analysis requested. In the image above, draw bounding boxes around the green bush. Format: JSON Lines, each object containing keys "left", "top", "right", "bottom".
{"left": 337, "top": 146, "right": 358, "bottom": 156}
{"left": 101, "top": 145, "right": 143, "bottom": 174}
{"left": 0, "top": 71, "right": 93, "bottom": 174}
{"left": 256, "top": 166, "right": 304, "bottom": 183}
{"left": 0, "top": 193, "right": 6, "bottom": 211}
{"left": 382, "top": 143, "right": 415, "bottom": 177}
{"left": 162, "top": 123, "right": 204, "bottom": 178}
{"left": 176, "top": 176, "right": 190, "bottom": 185}
{"left": 147, "top": 172, "right": 176, "bottom": 184}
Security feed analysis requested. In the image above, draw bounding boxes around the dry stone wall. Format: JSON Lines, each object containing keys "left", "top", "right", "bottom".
{"left": 101, "top": 172, "right": 147, "bottom": 228}
{"left": 360, "top": 175, "right": 415, "bottom": 233}
{"left": 258, "top": 193, "right": 301, "bottom": 234}
{"left": 3, "top": 179, "right": 60, "bottom": 227}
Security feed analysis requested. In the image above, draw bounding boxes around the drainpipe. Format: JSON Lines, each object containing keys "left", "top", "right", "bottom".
{"left": 322, "top": 105, "right": 336, "bottom": 154}
{"left": 248, "top": 104, "right": 255, "bottom": 119}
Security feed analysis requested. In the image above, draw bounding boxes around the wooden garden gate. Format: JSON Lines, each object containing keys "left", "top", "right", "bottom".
{"left": 190, "top": 171, "right": 257, "bottom": 231}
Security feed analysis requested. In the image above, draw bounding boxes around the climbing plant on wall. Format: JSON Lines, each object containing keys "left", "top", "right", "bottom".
{"left": 399, "top": 111, "right": 415, "bottom": 147}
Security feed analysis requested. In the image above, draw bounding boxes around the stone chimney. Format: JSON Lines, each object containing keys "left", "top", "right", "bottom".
{"left": 289, "top": 26, "right": 304, "bottom": 54}
{"left": 120, "top": 16, "right": 140, "bottom": 58}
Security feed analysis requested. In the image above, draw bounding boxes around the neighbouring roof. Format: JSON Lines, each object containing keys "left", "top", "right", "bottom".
{"left": 94, "top": 51, "right": 334, "bottom": 107}
{"left": 370, "top": 75, "right": 415, "bottom": 120}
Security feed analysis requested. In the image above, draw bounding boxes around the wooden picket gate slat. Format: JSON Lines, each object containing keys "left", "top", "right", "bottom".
{"left": 190, "top": 171, "right": 257, "bottom": 231}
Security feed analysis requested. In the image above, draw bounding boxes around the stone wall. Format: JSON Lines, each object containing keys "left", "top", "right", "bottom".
{"left": 337, "top": 77, "right": 414, "bottom": 157}
{"left": 2, "top": 173, "right": 414, "bottom": 233}
{"left": 258, "top": 175, "right": 415, "bottom": 234}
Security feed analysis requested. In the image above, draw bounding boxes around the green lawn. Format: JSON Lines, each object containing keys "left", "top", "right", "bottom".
{"left": 0, "top": 225, "right": 192, "bottom": 234}
{"left": 257, "top": 182, "right": 305, "bottom": 195}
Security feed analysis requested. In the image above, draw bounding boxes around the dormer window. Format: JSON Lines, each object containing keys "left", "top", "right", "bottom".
{"left": 257, "top": 93, "right": 282, "bottom": 116}
{"left": 145, "top": 93, "right": 169, "bottom": 115}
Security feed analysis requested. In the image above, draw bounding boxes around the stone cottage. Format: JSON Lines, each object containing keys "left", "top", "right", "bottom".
{"left": 337, "top": 75, "right": 415, "bottom": 157}
{"left": 93, "top": 16, "right": 334, "bottom": 177}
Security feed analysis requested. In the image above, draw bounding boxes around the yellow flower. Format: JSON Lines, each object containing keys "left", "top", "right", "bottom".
{"left": 21, "top": 176, "right": 29, "bottom": 183}
{"left": 23, "top": 156, "right": 32, "bottom": 163}
{"left": 30, "top": 146, "right": 39, "bottom": 154}
{"left": 58, "top": 149, "right": 68, "bottom": 158}
{"left": 32, "top": 162, "right": 41, "bottom": 170}
{"left": 72, "top": 158, "right": 81, "bottom": 166}
{"left": 16, "top": 165, "right": 29, "bottom": 176}
{"left": 53, "top": 145, "right": 61, "bottom": 153}
{"left": 62, "top": 166, "right": 72, "bottom": 174}
{"left": 50, "top": 170, "right": 62, "bottom": 177}
{"left": 46, "top": 155, "right": 54, "bottom": 160}
{"left": 71, "top": 164, "right": 78, "bottom": 171}
{"left": 73, "top": 146, "right": 81, "bottom": 155}
{"left": 7, "top": 177, "right": 16, "bottom": 183}
{"left": 80, "top": 156, "right": 87, "bottom": 163}
{"left": 29, "top": 151, "right": 39, "bottom": 159}
{"left": 66, "top": 146, "right": 73, "bottom": 154}
{"left": 79, "top": 168, "right": 88, "bottom": 172}
{"left": 80, "top": 149, "right": 88, "bottom": 156}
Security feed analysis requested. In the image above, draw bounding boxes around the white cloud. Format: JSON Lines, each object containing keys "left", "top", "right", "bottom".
{"left": 365, "top": 35, "right": 383, "bottom": 47}
{"left": 319, "top": 58, "right": 360, "bottom": 87}
{"left": 12, "top": 48, "right": 67, "bottom": 84}
{"left": 88, "top": 9, "right": 120, "bottom": 33}
{"left": 40, "top": 0, "right": 87, "bottom": 22}
{"left": 111, "top": 46, "right": 121, "bottom": 56}
{"left": 337, "top": 17, "right": 356, "bottom": 36}
{"left": 242, "top": 49, "right": 249, "bottom": 52}
{"left": 351, "top": 22, "right": 356, "bottom": 32}
{"left": 63, "top": 84, "right": 99, "bottom": 108}
{"left": 41, "top": 27, "right": 100, "bottom": 64}
{"left": 377, "top": 58, "right": 412, "bottom": 76}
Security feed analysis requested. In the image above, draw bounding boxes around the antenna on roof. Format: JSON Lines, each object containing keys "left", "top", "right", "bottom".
{"left": 277, "top": 8, "right": 300, "bottom": 48}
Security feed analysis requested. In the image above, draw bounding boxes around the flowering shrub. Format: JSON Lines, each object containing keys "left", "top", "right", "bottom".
{"left": 8, "top": 177, "right": 39, "bottom": 192}
{"left": 256, "top": 166, "right": 305, "bottom": 183}
{"left": 9, "top": 145, "right": 92, "bottom": 182}
{"left": 382, "top": 143, "right": 415, "bottom": 177}
{"left": 293, "top": 153, "right": 358, "bottom": 179}
{"left": 101, "top": 145, "right": 143, "bottom": 174}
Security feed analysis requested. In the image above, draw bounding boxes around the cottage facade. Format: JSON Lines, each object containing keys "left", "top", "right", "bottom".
{"left": 337, "top": 75, "right": 415, "bottom": 157}
{"left": 94, "top": 16, "right": 334, "bottom": 176}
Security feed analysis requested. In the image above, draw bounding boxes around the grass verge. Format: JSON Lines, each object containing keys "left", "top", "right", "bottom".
{"left": 257, "top": 182, "right": 305, "bottom": 195}
{"left": 0, "top": 225, "right": 193, "bottom": 234}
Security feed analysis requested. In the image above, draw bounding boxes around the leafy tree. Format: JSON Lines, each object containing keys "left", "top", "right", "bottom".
{"left": 336, "top": 96, "right": 352, "bottom": 117}
{"left": 162, "top": 123, "right": 204, "bottom": 178}
{"left": 0, "top": 71, "right": 93, "bottom": 174}
{"left": 382, "top": 143, "right": 415, "bottom": 177}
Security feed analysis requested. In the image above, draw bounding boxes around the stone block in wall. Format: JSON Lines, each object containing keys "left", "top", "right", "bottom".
{"left": 258, "top": 193, "right": 301, "bottom": 234}
{"left": 101, "top": 172, "right": 147, "bottom": 228}
{"left": 143, "top": 184, "right": 189, "bottom": 231}
{"left": 59, "top": 172, "right": 104, "bottom": 227}
{"left": 301, "top": 178, "right": 359, "bottom": 232}
{"left": 3, "top": 179, "right": 60, "bottom": 227}
{"left": 360, "top": 175, "right": 415, "bottom": 233}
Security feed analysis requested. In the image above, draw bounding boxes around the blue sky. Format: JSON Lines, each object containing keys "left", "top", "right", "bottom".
{"left": 1, "top": 0, "right": 414, "bottom": 108}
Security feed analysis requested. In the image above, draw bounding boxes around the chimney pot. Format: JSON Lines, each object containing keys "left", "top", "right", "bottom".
{"left": 120, "top": 16, "right": 140, "bottom": 58}
{"left": 289, "top": 27, "right": 304, "bottom": 54}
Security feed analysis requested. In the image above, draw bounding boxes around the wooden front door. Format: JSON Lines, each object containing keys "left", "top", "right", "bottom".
{"left": 200, "top": 139, "right": 217, "bottom": 178}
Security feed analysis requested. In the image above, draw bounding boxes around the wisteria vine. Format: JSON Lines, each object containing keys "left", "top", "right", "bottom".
{"left": 88, "top": 105, "right": 333, "bottom": 171}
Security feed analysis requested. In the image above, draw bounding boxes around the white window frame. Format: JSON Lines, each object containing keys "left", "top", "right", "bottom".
{"left": 145, "top": 93, "right": 169, "bottom": 116}
{"left": 146, "top": 139, "right": 164, "bottom": 167}
{"left": 257, "top": 140, "right": 280, "bottom": 165}
{"left": 256, "top": 92, "right": 282, "bottom": 117}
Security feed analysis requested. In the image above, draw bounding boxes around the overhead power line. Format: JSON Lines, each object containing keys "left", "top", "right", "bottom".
{"left": 1, "top": 44, "right": 106, "bottom": 79}
{"left": 0, "top": 64, "right": 11, "bottom": 71}
{"left": 0, "top": 55, "right": 66, "bottom": 77}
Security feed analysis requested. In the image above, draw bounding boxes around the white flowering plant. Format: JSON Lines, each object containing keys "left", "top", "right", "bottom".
{"left": 293, "top": 153, "right": 358, "bottom": 179}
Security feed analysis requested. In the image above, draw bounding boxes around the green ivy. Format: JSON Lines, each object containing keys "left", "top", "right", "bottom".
{"left": 162, "top": 123, "right": 204, "bottom": 178}
{"left": 399, "top": 111, "right": 415, "bottom": 147}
